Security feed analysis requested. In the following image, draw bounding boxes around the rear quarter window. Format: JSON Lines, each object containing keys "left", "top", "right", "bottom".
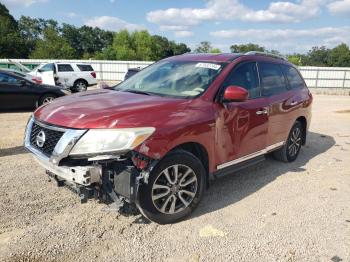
{"left": 259, "top": 62, "right": 288, "bottom": 96}
{"left": 77, "top": 64, "right": 94, "bottom": 71}
{"left": 281, "top": 65, "right": 305, "bottom": 89}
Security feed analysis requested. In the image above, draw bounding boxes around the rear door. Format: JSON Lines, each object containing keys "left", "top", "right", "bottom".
{"left": 57, "top": 64, "right": 76, "bottom": 87}
{"left": 258, "top": 62, "right": 295, "bottom": 147}
{"left": 215, "top": 62, "right": 269, "bottom": 169}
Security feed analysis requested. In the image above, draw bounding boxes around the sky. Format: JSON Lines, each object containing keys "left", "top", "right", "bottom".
{"left": 3, "top": 0, "right": 350, "bottom": 54}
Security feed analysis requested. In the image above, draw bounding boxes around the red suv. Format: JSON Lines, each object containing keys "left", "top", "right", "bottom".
{"left": 24, "top": 52, "right": 312, "bottom": 224}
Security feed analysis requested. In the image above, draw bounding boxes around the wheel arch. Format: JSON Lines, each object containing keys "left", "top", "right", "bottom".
{"left": 73, "top": 78, "right": 88, "bottom": 86}
{"left": 171, "top": 142, "right": 210, "bottom": 188}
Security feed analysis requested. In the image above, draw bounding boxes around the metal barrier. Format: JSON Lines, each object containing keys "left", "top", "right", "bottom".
{"left": 298, "top": 66, "right": 350, "bottom": 89}
{"left": 1, "top": 59, "right": 350, "bottom": 88}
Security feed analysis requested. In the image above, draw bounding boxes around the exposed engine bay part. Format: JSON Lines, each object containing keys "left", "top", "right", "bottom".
{"left": 45, "top": 152, "right": 159, "bottom": 213}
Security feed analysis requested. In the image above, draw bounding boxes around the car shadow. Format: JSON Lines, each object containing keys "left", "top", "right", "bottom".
{"left": 0, "top": 146, "right": 27, "bottom": 158}
{"left": 191, "top": 131, "right": 336, "bottom": 219}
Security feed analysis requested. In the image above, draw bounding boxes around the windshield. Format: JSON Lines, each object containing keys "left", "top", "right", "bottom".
{"left": 114, "top": 60, "right": 226, "bottom": 98}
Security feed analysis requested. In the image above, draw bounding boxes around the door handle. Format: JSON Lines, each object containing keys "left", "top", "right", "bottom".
{"left": 290, "top": 101, "right": 298, "bottom": 106}
{"left": 256, "top": 108, "right": 268, "bottom": 115}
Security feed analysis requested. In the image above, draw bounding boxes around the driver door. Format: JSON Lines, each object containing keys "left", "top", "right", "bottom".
{"left": 214, "top": 62, "right": 269, "bottom": 169}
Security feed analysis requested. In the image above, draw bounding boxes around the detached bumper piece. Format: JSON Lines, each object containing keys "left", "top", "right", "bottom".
{"left": 46, "top": 170, "right": 96, "bottom": 203}
{"left": 44, "top": 159, "right": 141, "bottom": 207}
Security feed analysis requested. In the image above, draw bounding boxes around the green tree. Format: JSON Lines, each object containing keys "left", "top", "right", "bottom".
{"left": 230, "top": 43, "right": 265, "bottom": 53}
{"left": 132, "top": 30, "right": 153, "bottom": 60}
{"left": 195, "top": 41, "right": 221, "bottom": 53}
{"left": 195, "top": 41, "right": 212, "bottom": 53}
{"left": 210, "top": 48, "right": 222, "bottom": 53}
{"left": 30, "top": 27, "right": 75, "bottom": 59}
{"left": 171, "top": 42, "right": 191, "bottom": 56}
{"left": 327, "top": 43, "right": 350, "bottom": 67}
{"left": 287, "top": 55, "right": 303, "bottom": 66}
{"left": 151, "top": 35, "right": 174, "bottom": 60}
{"left": 304, "top": 46, "right": 330, "bottom": 66}
{"left": 18, "top": 16, "right": 60, "bottom": 56}
{"left": 0, "top": 3, "right": 25, "bottom": 58}
{"left": 62, "top": 24, "right": 113, "bottom": 59}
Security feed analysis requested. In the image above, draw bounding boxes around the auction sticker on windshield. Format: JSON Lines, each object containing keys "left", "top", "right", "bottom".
{"left": 195, "top": 62, "right": 221, "bottom": 70}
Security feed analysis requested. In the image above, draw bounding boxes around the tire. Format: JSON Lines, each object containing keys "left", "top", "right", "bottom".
{"left": 38, "top": 94, "right": 56, "bottom": 106}
{"left": 137, "top": 150, "right": 205, "bottom": 224}
{"left": 273, "top": 121, "right": 303, "bottom": 162}
{"left": 73, "top": 79, "right": 88, "bottom": 92}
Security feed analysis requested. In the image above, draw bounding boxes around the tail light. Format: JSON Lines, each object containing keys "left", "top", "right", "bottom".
{"left": 90, "top": 72, "right": 96, "bottom": 78}
{"left": 32, "top": 77, "right": 42, "bottom": 84}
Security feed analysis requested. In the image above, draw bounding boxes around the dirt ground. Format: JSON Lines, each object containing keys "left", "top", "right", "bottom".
{"left": 0, "top": 95, "right": 349, "bottom": 262}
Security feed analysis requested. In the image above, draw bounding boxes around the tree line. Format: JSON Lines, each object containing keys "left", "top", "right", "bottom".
{"left": 195, "top": 42, "right": 350, "bottom": 67}
{"left": 1, "top": 2, "right": 350, "bottom": 66}
{"left": 0, "top": 2, "right": 190, "bottom": 60}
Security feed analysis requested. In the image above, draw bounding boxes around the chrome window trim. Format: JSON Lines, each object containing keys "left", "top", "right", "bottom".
{"left": 217, "top": 141, "right": 285, "bottom": 170}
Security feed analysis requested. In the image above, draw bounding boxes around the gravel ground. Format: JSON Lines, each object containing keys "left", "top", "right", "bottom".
{"left": 0, "top": 95, "right": 349, "bottom": 262}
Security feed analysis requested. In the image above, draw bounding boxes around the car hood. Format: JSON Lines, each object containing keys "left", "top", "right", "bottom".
{"left": 34, "top": 89, "right": 191, "bottom": 129}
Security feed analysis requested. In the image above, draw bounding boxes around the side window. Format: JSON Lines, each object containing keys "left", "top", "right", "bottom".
{"left": 223, "top": 62, "right": 260, "bottom": 99}
{"left": 259, "top": 63, "right": 287, "bottom": 96}
{"left": 281, "top": 65, "right": 305, "bottom": 89}
{"left": 40, "top": 63, "right": 55, "bottom": 72}
{"left": 57, "top": 64, "right": 74, "bottom": 72}
{"left": 0, "top": 73, "right": 20, "bottom": 85}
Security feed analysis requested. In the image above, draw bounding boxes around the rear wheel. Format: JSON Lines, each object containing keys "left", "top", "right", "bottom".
{"left": 273, "top": 121, "right": 303, "bottom": 162}
{"left": 73, "top": 80, "right": 87, "bottom": 92}
{"left": 137, "top": 150, "right": 205, "bottom": 224}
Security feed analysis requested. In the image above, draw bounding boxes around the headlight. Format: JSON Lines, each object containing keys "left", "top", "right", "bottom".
{"left": 69, "top": 127, "right": 155, "bottom": 156}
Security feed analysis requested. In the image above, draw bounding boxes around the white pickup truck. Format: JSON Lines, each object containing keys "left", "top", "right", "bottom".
{"left": 30, "top": 62, "right": 97, "bottom": 92}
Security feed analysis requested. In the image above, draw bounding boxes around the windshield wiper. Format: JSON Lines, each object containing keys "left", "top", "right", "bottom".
{"left": 122, "top": 89, "right": 152, "bottom": 96}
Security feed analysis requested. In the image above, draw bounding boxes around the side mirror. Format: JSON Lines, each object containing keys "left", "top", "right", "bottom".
{"left": 223, "top": 86, "right": 249, "bottom": 102}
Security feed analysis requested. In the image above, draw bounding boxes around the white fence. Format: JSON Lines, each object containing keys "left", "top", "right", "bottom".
{"left": 299, "top": 66, "right": 350, "bottom": 88}
{"left": 1, "top": 59, "right": 350, "bottom": 88}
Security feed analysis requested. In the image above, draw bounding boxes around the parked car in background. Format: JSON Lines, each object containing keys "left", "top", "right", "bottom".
{"left": 124, "top": 67, "right": 140, "bottom": 80}
{"left": 3, "top": 69, "right": 42, "bottom": 84}
{"left": 30, "top": 62, "right": 97, "bottom": 92}
{"left": 0, "top": 69, "right": 69, "bottom": 110}
{"left": 24, "top": 52, "right": 312, "bottom": 224}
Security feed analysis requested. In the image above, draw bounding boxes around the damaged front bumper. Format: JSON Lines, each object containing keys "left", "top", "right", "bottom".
{"left": 24, "top": 117, "right": 155, "bottom": 205}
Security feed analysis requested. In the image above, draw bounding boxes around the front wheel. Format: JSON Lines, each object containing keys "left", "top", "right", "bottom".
{"left": 137, "top": 150, "right": 205, "bottom": 224}
{"left": 38, "top": 94, "right": 56, "bottom": 106}
{"left": 273, "top": 121, "right": 303, "bottom": 162}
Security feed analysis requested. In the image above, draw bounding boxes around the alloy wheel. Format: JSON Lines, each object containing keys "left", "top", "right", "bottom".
{"left": 151, "top": 164, "right": 198, "bottom": 214}
{"left": 76, "top": 82, "right": 87, "bottom": 91}
{"left": 288, "top": 127, "right": 301, "bottom": 157}
{"left": 42, "top": 97, "right": 54, "bottom": 104}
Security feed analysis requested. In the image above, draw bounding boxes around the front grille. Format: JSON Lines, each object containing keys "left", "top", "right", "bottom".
{"left": 30, "top": 122, "right": 65, "bottom": 157}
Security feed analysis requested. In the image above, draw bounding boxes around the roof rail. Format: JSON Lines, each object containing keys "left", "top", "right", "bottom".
{"left": 244, "top": 51, "right": 287, "bottom": 61}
